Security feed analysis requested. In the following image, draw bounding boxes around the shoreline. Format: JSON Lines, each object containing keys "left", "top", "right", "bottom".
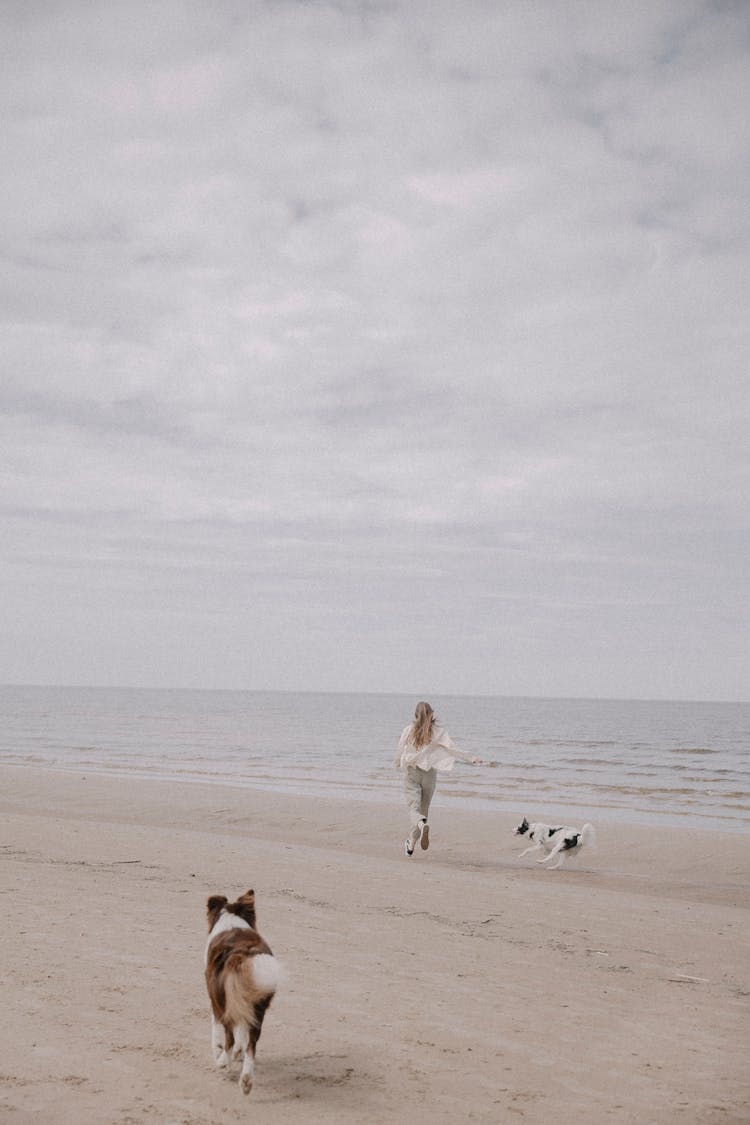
{"left": 3, "top": 758, "right": 749, "bottom": 834}
{"left": 2, "top": 764, "right": 749, "bottom": 1124}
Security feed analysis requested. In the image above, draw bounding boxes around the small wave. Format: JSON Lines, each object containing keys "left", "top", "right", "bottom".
{"left": 565, "top": 757, "right": 622, "bottom": 767}
{"left": 485, "top": 763, "right": 555, "bottom": 774}
{"left": 482, "top": 778, "right": 554, "bottom": 791}
{"left": 517, "top": 739, "right": 619, "bottom": 749}
{"left": 668, "top": 747, "right": 718, "bottom": 755}
{"left": 563, "top": 780, "right": 713, "bottom": 798}
{"left": 682, "top": 775, "right": 740, "bottom": 785}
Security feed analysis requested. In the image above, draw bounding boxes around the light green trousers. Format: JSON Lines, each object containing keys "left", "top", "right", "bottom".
{"left": 404, "top": 766, "right": 437, "bottom": 845}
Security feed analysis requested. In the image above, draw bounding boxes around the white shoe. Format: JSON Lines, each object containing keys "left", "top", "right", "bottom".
{"left": 404, "top": 837, "right": 414, "bottom": 856}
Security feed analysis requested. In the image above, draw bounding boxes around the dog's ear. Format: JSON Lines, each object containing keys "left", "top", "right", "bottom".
{"left": 207, "top": 895, "right": 228, "bottom": 926}
{"left": 240, "top": 890, "right": 256, "bottom": 912}
{"left": 234, "top": 890, "right": 257, "bottom": 928}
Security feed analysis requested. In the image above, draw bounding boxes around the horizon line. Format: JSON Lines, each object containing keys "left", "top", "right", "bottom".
{"left": 0, "top": 682, "right": 747, "bottom": 707}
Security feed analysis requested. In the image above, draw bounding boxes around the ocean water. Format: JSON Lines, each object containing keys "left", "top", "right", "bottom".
{"left": 1, "top": 686, "right": 749, "bottom": 830}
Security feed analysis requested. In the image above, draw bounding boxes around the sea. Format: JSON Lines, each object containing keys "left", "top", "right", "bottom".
{"left": 1, "top": 685, "right": 749, "bottom": 831}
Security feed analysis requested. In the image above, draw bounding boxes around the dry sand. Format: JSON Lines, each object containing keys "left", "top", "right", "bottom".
{"left": 1, "top": 764, "right": 748, "bottom": 1125}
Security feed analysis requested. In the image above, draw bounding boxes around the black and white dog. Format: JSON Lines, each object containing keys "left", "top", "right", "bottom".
{"left": 514, "top": 817, "right": 596, "bottom": 869}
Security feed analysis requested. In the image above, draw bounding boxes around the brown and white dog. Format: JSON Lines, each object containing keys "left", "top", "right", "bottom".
{"left": 204, "top": 889, "right": 282, "bottom": 1095}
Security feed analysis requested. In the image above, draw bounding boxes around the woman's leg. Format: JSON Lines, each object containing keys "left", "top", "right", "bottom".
{"left": 404, "top": 767, "right": 427, "bottom": 848}
{"left": 419, "top": 768, "right": 437, "bottom": 821}
{"left": 418, "top": 768, "right": 437, "bottom": 849}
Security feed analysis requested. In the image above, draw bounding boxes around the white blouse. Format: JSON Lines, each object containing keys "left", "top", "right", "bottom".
{"left": 395, "top": 723, "right": 476, "bottom": 773}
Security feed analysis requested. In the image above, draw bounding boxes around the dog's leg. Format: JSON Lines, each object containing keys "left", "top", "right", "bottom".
{"left": 539, "top": 840, "right": 564, "bottom": 865}
{"left": 240, "top": 997, "right": 270, "bottom": 1094}
{"left": 211, "top": 1014, "right": 228, "bottom": 1065}
{"left": 519, "top": 842, "right": 542, "bottom": 858}
{"left": 240, "top": 1049, "right": 255, "bottom": 1095}
{"left": 215, "top": 1025, "right": 234, "bottom": 1069}
{"left": 239, "top": 1021, "right": 258, "bottom": 1095}
{"left": 547, "top": 852, "right": 566, "bottom": 869}
{"left": 233, "top": 1023, "right": 249, "bottom": 1062}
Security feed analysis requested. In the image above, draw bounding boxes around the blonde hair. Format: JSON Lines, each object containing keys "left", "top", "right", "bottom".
{"left": 412, "top": 701, "right": 435, "bottom": 748}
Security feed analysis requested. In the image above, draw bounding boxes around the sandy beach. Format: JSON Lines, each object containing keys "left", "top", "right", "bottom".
{"left": 1, "top": 764, "right": 748, "bottom": 1125}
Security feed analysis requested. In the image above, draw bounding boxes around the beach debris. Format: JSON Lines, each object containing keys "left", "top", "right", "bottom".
{"left": 667, "top": 974, "right": 710, "bottom": 984}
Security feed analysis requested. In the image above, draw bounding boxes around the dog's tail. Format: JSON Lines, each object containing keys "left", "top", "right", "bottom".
{"left": 580, "top": 823, "right": 596, "bottom": 848}
{"left": 224, "top": 953, "right": 284, "bottom": 1027}
{"left": 251, "top": 953, "right": 285, "bottom": 997}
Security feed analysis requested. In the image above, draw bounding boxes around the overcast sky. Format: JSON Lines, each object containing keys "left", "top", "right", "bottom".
{"left": 1, "top": 0, "right": 748, "bottom": 701}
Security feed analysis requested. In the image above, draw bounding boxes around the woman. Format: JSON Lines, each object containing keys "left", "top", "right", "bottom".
{"left": 395, "top": 701, "right": 485, "bottom": 856}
